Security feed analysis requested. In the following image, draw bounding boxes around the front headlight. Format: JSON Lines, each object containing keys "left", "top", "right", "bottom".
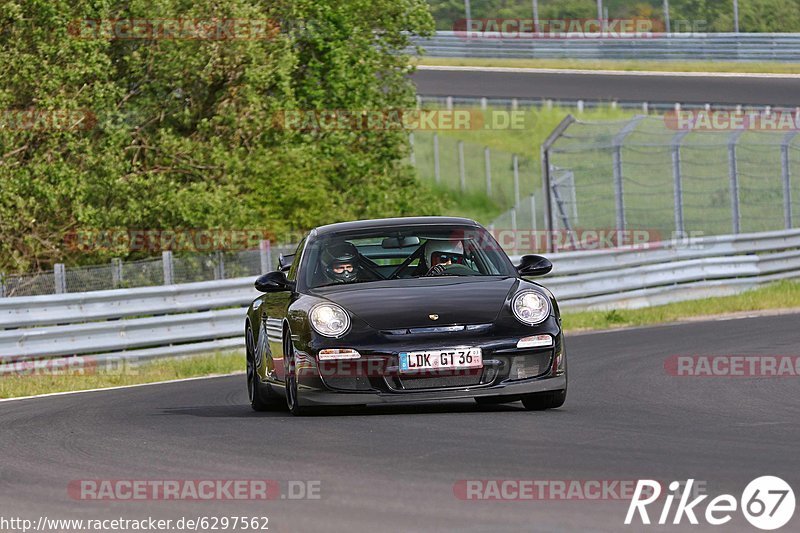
{"left": 309, "top": 303, "right": 350, "bottom": 337}
{"left": 511, "top": 289, "right": 550, "bottom": 326}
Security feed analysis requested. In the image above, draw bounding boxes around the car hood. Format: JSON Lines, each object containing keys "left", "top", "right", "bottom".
{"left": 311, "top": 277, "right": 517, "bottom": 330}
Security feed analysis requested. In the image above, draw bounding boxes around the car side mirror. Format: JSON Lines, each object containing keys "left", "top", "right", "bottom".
{"left": 278, "top": 253, "right": 294, "bottom": 272}
{"left": 255, "top": 271, "right": 295, "bottom": 293}
{"left": 516, "top": 254, "right": 553, "bottom": 277}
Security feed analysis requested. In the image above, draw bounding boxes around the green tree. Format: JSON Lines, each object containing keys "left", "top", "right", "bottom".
{"left": 0, "top": 0, "right": 436, "bottom": 273}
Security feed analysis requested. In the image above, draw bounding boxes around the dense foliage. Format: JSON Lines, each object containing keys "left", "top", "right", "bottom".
{"left": 0, "top": 0, "right": 436, "bottom": 273}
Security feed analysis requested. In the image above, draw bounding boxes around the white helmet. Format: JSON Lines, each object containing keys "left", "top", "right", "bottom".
{"left": 424, "top": 239, "right": 464, "bottom": 268}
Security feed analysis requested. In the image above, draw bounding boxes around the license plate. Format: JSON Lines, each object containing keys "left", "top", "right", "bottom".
{"left": 399, "top": 347, "right": 483, "bottom": 373}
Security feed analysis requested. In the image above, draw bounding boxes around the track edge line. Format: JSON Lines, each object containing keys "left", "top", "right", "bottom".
{"left": 0, "top": 371, "right": 246, "bottom": 403}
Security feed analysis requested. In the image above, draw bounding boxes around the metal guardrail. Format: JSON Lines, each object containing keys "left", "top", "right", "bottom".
{"left": 511, "top": 228, "right": 800, "bottom": 309}
{"left": 1, "top": 308, "right": 245, "bottom": 360}
{"left": 0, "top": 277, "right": 258, "bottom": 370}
{"left": 410, "top": 32, "right": 800, "bottom": 61}
{"left": 0, "top": 277, "right": 256, "bottom": 328}
{"left": 1, "top": 229, "right": 798, "bottom": 371}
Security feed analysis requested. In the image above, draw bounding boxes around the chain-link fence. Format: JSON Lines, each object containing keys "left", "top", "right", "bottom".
{"left": 411, "top": 131, "right": 540, "bottom": 211}
{"left": 541, "top": 114, "right": 800, "bottom": 251}
{"left": 0, "top": 243, "right": 297, "bottom": 298}
{"left": 410, "top": 98, "right": 800, "bottom": 254}
{"left": 410, "top": 97, "right": 800, "bottom": 249}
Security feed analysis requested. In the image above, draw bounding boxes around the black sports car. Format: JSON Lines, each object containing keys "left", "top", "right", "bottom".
{"left": 245, "top": 216, "right": 566, "bottom": 415}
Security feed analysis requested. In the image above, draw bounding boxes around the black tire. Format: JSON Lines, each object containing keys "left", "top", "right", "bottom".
{"left": 522, "top": 353, "right": 568, "bottom": 411}
{"left": 284, "top": 332, "right": 310, "bottom": 416}
{"left": 246, "top": 325, "right": 278, "bottom": 412}
{"left": 521, "top": 389, "right": 567, "bottom": 411}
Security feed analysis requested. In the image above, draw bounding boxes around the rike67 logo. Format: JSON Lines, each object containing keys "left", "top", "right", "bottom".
{"left": 626, "top": 477, "right": 795, "bottom": 530}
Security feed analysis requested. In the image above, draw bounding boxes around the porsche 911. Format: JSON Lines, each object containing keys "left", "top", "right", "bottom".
{"left": 245, "top": 216, "right": 566, "bottom": 415}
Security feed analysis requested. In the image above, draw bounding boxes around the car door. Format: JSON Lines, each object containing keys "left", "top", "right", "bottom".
{"left": 262, "top": 238, "right": 305, "bottom": 384}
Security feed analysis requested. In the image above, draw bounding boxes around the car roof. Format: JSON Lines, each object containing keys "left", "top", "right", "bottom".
{"left": 312, "top": 216, "right": 481, "bottom": 237}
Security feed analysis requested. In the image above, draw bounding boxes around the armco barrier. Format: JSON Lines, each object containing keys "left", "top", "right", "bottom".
{"left": 510, "top": 228, "right": 800, "bottom": 308}
{"left": 1, "top": 229, "right": 799, "bottom": 368}
{"left": 409, "top": 32, "right": 800, "bottom": 62}
{"left": 0, "top": 278, "right": 259, "bottom": 370}
{"left": 0, "top": 277, "right": 256, "bottom": 328}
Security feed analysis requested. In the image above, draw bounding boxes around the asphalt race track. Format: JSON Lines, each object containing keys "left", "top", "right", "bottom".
{"left": 412, "top": 67, "right": 800, "bottom": 107}
{"left": 1, "top": 313, "right": 798, "bottom": 532}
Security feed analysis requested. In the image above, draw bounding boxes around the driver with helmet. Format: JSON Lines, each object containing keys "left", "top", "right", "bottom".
{"left": 422, "top": 240, "right": 464, "bottom": 276}
{"left": 321, "top": 241, "right": 361, "bottom": 284}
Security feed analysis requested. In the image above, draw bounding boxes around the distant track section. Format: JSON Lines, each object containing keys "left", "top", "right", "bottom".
{"left": 412, "top": 66, "right": 800, "bottom": 106}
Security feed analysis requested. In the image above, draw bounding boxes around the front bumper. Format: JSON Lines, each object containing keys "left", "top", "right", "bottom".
{"left": 296, "top": 374, "right": 566, "bottom": 406}
{"left": 286, "top": 322, "right": 566, "bottom": 406}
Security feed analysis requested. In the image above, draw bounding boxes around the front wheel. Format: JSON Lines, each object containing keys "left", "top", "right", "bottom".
{"left": 246, "top": 325, "right": 278, "bottom": 411}
{"left": 284, "top": 334, "right": 310, "bottom": 416}
{"left": 521, "top": 389, "right": 566, "bottom": 411}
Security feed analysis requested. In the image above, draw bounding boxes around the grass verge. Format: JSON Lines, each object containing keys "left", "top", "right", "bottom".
{"left": 416, "top": 57, "right": 800, "bottom": 75}
{"left": 562, "top": 280, "right": 800, "bottom": 332}
{"left": 0, "top": 350, "right": 243, "bottom": 400}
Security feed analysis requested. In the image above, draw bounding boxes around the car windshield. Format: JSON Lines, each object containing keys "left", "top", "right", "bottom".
{"left": 303, "top": 225, "right": 516, "bottom": 289}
